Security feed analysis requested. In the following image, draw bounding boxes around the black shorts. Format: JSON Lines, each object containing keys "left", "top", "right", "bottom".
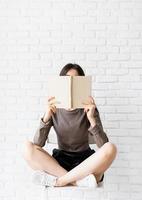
{"left": 52, "top": 147, "right": 104, "bottom": 182}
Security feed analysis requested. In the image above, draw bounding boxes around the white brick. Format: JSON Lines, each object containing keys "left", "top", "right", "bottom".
{"left": 73, "top": 17, "right": 97, "bottom": 24}
{"left": 116, "top": 144, "right": 131, "bottom": 152}
{"left": 97, "top": 16, "right": 118, "bottom": 23}
{"left": 131, "top": 145, "right": 142, "bottom": 152}
{"left": 97, "top": 46, "right": 119, "bottom": 53}
{"left": 131, "top": 54, "right": 142, "bottom": 60}
{"left": 75, "top": 45, "right": 97, "bottom": 53}
{"left": 129, "top": 68, "right": 142, "bottom": 75}
{"left": 98, "top": 106, "right": 116, "bottom": 113}
{"left": 130, "top": 176, "right": 142, "bottom": 184}
{"left": 104, "top": 121, "right": 119, "bottom": 129}
{"left": 96, "top": 30, "right": 117, "bottom": 38}
{"left": 85, "top": 38, "right": 106, "bottom": 45}
{"left": 116, "top": 90, "right": 140, "bottom": 98}
{"left": 105, "top": 114, "right": 127, "bottom": 121}
{"left": 120, "top": 46, "right": 141, "bottom": 53}
{"left": 86, "top": 53, "right": 107, "bottom": 61}
{"left": 85, "top": 24, "right": 106, "bottom": 30}
{"left": 107, "top": 39, "right": 127, "bottom": 45}
{"left": 52, "top": 45, "right": 74, "bottom": 53}
{"left": 62, "top": 53, "right": 85, "bottom": 60}
{"left": 106, "top": 175, "right": 129, "bottom": 184}
{"left": 131, "top": 193, "right": 142, "bottom": 200}
{"left": 94, "top": 90, "right": 118, "bottom": 98}
{"left": 128, "top": 39, "right": 142, "bottom": 46}
{"left": 120, "top": 121, "right": 141, "bottom": 128}
{"left": 131, "top": 185, "right": 142, "bottom": 192}
{"left": 128, "top": 114, "right": 142, "bottom": 120}
{"left": 107, "top": 24, "right": 129, "bottom": 31}
{"left": 106, "top": 98, "right": 129, "bottom": 105}
{"left": 96, "top": 75, "right": 117, "bottom": 82}
{"left": 108, "top": 54, "right": 130, "bottom": 61}
{"left": 118, "top": 137, "right": 142, "bottom": 144}
{"left": 106, "top": 68, "right": 128, "bottom": 75}
{"left": 8, "top": 45, "right": 28, "bottom": 52}
{"left": 93, "top": 82, "right": 109, "bottom": 90}
{"left": 118, "top": 184, "right": 131, "bottom": 192}
{"left": 30, "top": 45, "right": 51, "bottom": 52}
{"left": 41, "top": 53, "right": 62, "bottom": 61}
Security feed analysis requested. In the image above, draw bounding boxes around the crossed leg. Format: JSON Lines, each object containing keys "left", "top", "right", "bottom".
{"left": 23, "top": 141, "right": 117, "bottom": 187}
{"left": 55, "top": 142, "right": 117, "bottom": 186}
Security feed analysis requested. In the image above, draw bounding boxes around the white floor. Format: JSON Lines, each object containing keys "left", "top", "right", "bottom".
{"left": 41, "top": 184, "right": 109, "bottom": 200}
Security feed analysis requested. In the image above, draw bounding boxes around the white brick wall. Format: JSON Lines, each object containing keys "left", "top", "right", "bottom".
{"left": 1, "top": 0, "right": 142, "bottom": 199}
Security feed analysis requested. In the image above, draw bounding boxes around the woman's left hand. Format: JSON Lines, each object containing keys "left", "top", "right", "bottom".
{"left": 82, "top": 96, "right": 96, "bottom": 121}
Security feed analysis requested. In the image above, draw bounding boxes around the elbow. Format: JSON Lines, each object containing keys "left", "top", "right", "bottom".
{"left": 33, "top": 140, "right": 45, "bottom": 148}
{"left": 97, "top": 134, "right": 109, "bottom": 148}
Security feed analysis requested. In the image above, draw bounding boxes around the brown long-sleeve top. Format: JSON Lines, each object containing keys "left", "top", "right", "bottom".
{"left": 33, "top": 108, "right": 109, "bottom": 152}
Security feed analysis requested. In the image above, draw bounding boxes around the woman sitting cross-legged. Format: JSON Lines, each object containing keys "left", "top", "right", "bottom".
{"left": 23, "top": 63, "right": 117, "bottom": 187}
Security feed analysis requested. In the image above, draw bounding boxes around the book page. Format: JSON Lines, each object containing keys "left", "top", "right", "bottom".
{"left": 47, "top": 76, "right": 70, "bottom": 108}
{"left": 72, "top": 76, "right": 92, "bottom": 108}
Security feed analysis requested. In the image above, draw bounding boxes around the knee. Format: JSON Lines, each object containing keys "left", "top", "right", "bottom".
{"left": 22, "top": 140, "right": 35, "bottom": 161}
{"left": 103, "top": 142, "right": 117, "bottom": 159}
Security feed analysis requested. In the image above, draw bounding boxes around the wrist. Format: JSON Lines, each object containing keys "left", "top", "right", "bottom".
{"left": 42, "top": 113, "right": 51, "bottom": 123}
{"left": 88, "top": 117, "right": 96, "bottom": 127}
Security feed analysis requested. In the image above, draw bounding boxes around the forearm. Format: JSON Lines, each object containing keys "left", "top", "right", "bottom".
{"left": 88, "top": 116, "right": 109, "bottom": 148}
{"left": 33, "top": 116, "right": 53, "bottom": 147}
{"left": 88, "top": 117, "right": 97, "bottom": 128}
{"left": 43, "top": 112, "right": 51, "bottom": 123}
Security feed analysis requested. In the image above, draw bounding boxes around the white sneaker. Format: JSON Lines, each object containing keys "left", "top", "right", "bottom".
{"left": 32, "top": 170, "right": 57, "bottom": 187}
{"left": 76, "top": 174, "right": 97, "bottom": 188}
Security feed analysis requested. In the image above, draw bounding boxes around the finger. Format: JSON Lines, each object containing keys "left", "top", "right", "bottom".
{"left": 82, "top": 103, "right": 92, "bottom": 109}
{"left": 83, "top": 98, "right": 91, "bottom": 104}
{"left": 50, "top": 104, "right": 56, "bottom": 109}
{"left": 48, "top": 99, "right": 60, "bottom": 105}
{"left": 89, "top": 96, "right": 95, "bottom": 104}
{"left": 48, "top": 100, "right": 55, "bottom": 105}
{"left": 84, "top": 108, "right": 88, "bottom": 112}
{"left": 49, "top": 101, "right": 60, "bottom": 106}
{"left": 48, "top": 96, "right": 55, "bottom": 102}
{"left": 84, "top": 108, "right": 89, "bottom": 113}
{"left": 82, "top": 96, "right": 94, "bottom": 105}
{"left": 52, "top": 106, "right": 56, "bottom": 112}
{"left": 88, "top": 97, "right": 93, "bottom": 104}
{"left": 82, "top": 102, "right": 90, "bottom": 105}
{"left": 51, "top": 108, "right": 56, "bottom": 113}
{"left": 50, "top": 108, "right": 55, "bottom": 114}
{"left": 82, "top": 105, "right": 89, "bottom": 113}
{"left": 50, "top": 106, "right": 56, "bottom": 113}
{"left": 82, "top": 103, "right": 89, "bottom": 110}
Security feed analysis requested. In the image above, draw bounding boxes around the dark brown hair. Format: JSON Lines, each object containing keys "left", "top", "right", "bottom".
{"left": 59, "top": 63, "right": 85, "bottom": 76}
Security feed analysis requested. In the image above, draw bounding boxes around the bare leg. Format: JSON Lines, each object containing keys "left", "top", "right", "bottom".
{"left": 23, "top": 141, "right": 73, "bottom": 181}
{"left": 55, "top": 142, "right": 117, "bottom": 186}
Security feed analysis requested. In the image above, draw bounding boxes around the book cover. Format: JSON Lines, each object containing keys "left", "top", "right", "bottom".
{"left": 47, "top": 76, "right": 92, "bottom": 109}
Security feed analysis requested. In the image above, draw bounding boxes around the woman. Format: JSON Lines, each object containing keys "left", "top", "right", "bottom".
{"left": 23, "top": 63, "right": 117, "bottom": 187}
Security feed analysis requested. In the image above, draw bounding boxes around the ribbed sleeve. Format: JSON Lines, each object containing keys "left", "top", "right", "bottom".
{"left": 33, "top": 116, "right": 53, "bottom": 147}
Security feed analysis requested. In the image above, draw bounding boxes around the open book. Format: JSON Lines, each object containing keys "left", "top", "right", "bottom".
{"left": 47, "top": 76, "right": 92, "bottom": 109}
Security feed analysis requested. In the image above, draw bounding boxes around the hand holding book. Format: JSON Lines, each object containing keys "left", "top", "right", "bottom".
{"left": 43, "top": 96, "right": 58, "bottom": 123}
{"left": 82, "top": 96, "right": 97, "bottom": 127}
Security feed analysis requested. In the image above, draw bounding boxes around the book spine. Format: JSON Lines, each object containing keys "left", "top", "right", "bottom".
{"left": 71, "top": 76, "right": 73, "bottom": 108}
{"left": 69, "top": 76, "right": 73, "bottom": 108}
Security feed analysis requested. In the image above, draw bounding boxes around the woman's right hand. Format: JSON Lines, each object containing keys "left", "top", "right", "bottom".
{"left": 43, "top": 96, "right": 57, "bottom": 123}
